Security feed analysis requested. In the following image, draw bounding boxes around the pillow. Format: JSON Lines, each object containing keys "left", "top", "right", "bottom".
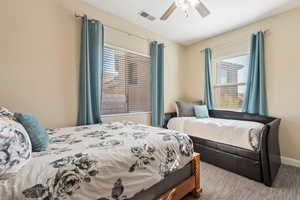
{"left": 0, "top": 107, "right": 14, "bottom": 120}
{"left": 175, "top": 101, "right": 203, "bottom": 117}
{"left": 15, "top": 113, "right": 48, "bottom": 152}
{"left": 194, "top": 105, "right": 209, "bottom": 118}
{"left": 0, "top": 117, "right": 32, "bottom": 178}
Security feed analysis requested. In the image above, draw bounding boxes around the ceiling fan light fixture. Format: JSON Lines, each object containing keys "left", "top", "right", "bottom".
{"left": 175, "top": 0, "right": 189, "bottom": 11}
{"left": 175, "top": 0, "right": 201, "bottom": 11}
{"left": 189, "top": 0, "right": 200, "bottom": 7}
{"left": 160, "top": 0, "right": 210, "bottom": 20}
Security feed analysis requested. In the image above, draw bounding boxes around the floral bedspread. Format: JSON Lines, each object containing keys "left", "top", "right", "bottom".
{"left": 0, "top": 122, "right": 193, "bottom": 200}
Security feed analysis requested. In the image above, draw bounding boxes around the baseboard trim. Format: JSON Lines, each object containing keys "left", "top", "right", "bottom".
{"left": 281, "top": 156, "right": 300, "bottom": 168}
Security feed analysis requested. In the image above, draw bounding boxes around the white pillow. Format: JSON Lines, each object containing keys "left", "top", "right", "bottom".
{"left": 0, "top": 106, "right": 14, "bottom": 119}
{"left": 0, "top": 117, "right": 32, "bottom": 179}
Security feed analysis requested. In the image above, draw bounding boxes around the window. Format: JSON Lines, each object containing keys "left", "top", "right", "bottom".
{"left": 213, "top": 54, "right": 250, "bottom": 110}
{"left": 102, "top": 45, "right": 151, "bottom": 115}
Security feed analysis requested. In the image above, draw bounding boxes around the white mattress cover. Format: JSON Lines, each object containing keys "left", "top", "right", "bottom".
{"left": 167, "top": 117, "right": 265, "bottom": 151}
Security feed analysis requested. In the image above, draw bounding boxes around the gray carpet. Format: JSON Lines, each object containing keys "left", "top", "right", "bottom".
{"left": 184, "top": 162, "right": 300, "bottom": 200}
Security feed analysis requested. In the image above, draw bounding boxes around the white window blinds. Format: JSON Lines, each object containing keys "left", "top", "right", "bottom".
{"left": 102, "top": 46, "right": 151, "bottom": 115}
{"left": 213, "top": 54, "right": 250, "bottom": 110}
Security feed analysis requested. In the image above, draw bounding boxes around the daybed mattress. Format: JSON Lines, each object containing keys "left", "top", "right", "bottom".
{"left": 0, "top": 122, "right": 193, "bottom": 200}
{"left": 167, "top": 117, "right": 264, "bottom": 151}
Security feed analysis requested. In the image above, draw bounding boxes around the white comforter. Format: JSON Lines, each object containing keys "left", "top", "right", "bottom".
{"left": 0, "top": 122, "right": 193, "bottom": 200}
{"left": 167, "top": 117, "right": 264, "bottom": 151}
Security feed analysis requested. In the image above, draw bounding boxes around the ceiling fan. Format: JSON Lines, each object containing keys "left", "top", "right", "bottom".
{"left": 160, "top": 0, "right": 210, "bottom": 20}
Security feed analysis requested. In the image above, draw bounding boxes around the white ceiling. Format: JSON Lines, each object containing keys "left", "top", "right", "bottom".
{"left": 83, "top": 0, "right": 300, "bottom": 45}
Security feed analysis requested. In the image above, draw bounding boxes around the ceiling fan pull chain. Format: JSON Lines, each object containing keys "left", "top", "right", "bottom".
{"left": 184, "top": 10, "right": 189, "bottom": 18}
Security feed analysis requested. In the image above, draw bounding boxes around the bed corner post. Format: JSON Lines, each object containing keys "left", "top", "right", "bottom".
{"left": 192, "top": 153, "right": 202, "bottom": 198}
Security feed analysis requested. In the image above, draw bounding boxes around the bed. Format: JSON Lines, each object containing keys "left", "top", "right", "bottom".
{"left": 167, "top": 117, "right": 265, "bottom": 151}
{"left": 164, "top": 110, "right": 281, "bottom": 186}
{"left": 0, "top": 121, "right": 201, "bottom": 200}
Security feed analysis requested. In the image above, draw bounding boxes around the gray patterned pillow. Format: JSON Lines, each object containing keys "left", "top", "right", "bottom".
{"left": 175, "top": 101, "right": 203, "bottom": 117}
{"left": 0, "top": 107, "right": 14, "bottom": 120}
{"left": 0, "top": 118, "right": 32, "bottom": 179}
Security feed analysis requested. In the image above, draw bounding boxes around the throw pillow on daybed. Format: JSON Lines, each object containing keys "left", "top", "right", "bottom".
{"left": 175, "top": 101, "right": 203, "bottom": 117}
{"left": 0, "top": 116, "right": 32, "bottom": 179}
{"left": 15, "top": 113, "right": 48, "bottom": 152}
{"left": 194, "top": 105, "right": 210, "bottom": 118}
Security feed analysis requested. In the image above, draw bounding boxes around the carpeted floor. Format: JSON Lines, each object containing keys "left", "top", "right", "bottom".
{"left": 184, "top": 162, "right": 300, "bottom": 200}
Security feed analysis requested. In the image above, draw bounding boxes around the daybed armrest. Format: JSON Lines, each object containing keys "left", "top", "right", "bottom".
{"left": 163, "top": 112, "right": 177, "bottom": 129}
{"left": 260, "top": 118, "right": 281, "bottom": 186}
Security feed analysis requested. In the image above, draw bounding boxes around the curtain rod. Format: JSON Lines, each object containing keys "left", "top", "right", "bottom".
{"left": 75, "top": 14, "right": 153, "bottom": 43}
{"left": 199, "top": 29, "right": 270, "bottom": 52}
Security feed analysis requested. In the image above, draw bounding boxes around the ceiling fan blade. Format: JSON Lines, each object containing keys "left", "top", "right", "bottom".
{"left": 195, "top": 1, "right": 210, "bottom": 18}
{"left": 160, "top": 2, "right": 177, "bottom": 21}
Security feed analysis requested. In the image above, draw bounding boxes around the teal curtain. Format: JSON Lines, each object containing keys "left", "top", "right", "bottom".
{"left": 242, "top": 31, "right": 267, "bottom": 115}
{"left": 204, "top": 48, "right": 214, "bottom": 110}
{"left": 150, "top": 41, "right": 164, "bottom": 127}
{"left": 77, "top": 16, "right": 104, "bottom": 125}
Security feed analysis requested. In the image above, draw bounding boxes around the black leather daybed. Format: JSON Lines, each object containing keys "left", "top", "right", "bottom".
{"left": 164, "top": 110, "right": 281, "bottom": 186}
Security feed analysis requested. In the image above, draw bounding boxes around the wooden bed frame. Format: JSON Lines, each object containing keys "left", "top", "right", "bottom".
{"left": 157, "top": 153, "right": 202, "bottom": 200}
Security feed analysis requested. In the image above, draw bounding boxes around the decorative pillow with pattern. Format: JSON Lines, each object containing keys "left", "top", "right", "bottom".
{"left": 0, "top": 117, "right": 32, "bottom": 179}
{"left": 0, "top": 107, "right": 14, "bottom": 120}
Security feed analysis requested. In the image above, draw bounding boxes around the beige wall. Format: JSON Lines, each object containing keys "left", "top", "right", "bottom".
{"left": 184, "top": 7, "right": 300, "bottom": 160}
{"left": 1, "top": 0, "right": 299, "bottom": 161}
{"left": 0, "top": 0, "right": 186, "bottom": 128}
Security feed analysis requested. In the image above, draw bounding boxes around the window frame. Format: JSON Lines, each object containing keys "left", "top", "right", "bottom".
{"left": 102, "top": 44, "right": 151, "bottom": 117}
{"left": 212, "top": 52, "right": 250, "bottom": 111}
{"left": 104, "top": 44, "right": 150, "bottom": 59}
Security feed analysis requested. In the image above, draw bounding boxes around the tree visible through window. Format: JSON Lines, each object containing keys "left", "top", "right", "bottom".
{"left": 213, "top": 54, "right": 250, "bottom": 110}
{"left": 102, "top": 46, "right": 151, "bottom": 115}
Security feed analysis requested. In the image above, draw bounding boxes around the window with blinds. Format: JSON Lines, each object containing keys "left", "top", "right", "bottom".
{"left": 213, "top": 54, "right": 250, "bottom": 110}
{"left": 102, "top": 45, "right": 151, "bottom": 115}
